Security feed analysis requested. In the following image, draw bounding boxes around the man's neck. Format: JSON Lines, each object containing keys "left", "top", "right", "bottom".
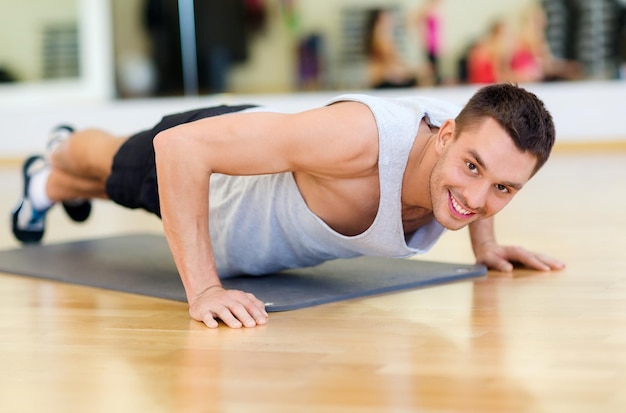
{"left": 401, "top": 119, "right": 440, "bottom": 211}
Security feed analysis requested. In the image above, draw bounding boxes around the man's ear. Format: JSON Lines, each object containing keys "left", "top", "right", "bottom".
{"left": 435, "top": 119, "right": 456, "bottom": 155}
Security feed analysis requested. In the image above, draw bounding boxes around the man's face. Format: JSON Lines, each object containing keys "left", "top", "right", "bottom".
{"left": 430, "top": 117, "right": 538, "bottom": 230}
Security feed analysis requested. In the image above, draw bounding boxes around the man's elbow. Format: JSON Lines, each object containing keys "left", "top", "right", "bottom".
{"left": 154, "top": 128, "right": 213, "bottom": 175}
{"left": 153, "top": 128, "right": 189, "bottom": 168}
{"left": 153, "top": 129, "right": 176, "bottom": 157}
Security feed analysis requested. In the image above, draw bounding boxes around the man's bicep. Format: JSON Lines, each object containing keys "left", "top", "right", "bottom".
{"left": 160, "top": 101, "right": 379, "bottom": 178}
{"left": 157, "top": 111, "right": 296, "bottom": 176}
{"left": 276, "top": 102, "right": 380, "bottom": 177}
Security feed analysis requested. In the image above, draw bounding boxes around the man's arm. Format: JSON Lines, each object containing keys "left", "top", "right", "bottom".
{"left": 469, "top": 217, "right": 565, "bottom": 272}
{"left": 153, "top": 103, "right": 379, "bottom": 328}
{"left": 154, "top": 119, "right": 267, "bottom": 329}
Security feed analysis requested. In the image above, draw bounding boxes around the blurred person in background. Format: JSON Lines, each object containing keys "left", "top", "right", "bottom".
{"left": 364, "top": 8, "right": 417, "bottom": 89}
{"left": 413, "top": 0, "right": 443, "bottom": 85}
{"left": 510, "top": 3, "right": 581, "bottom": 82}
{"left": 466, "top": 20, "right": 515, "bottom": 84}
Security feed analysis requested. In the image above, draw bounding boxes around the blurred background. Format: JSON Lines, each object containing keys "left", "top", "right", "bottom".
{"left": 1, "top": 0, "right": 625, "bottom": 100}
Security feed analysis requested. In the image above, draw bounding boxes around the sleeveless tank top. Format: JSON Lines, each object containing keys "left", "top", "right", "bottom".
{"left": 208, "top": 94, "right": 461, "bottom": 277}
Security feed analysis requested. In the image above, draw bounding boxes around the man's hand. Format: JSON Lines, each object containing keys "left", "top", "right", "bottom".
{"left": 473, "top": 241, "right": 566, "bottom": 272}
{"left": 189, "top": 286, "right": 269, "bottom": 329}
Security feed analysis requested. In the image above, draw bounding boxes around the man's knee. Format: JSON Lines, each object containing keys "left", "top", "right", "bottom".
{"left": 61, "top": 130, "right": 124, "bottom": 180}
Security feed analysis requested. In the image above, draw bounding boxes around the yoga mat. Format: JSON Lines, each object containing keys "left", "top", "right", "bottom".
{"left": 0, "top": 234, "right": 486, "bottom": 312}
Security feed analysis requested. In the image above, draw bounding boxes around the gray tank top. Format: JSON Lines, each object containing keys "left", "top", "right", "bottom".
{"left": 209, "top": 94, "right": 461, "bottom": 277}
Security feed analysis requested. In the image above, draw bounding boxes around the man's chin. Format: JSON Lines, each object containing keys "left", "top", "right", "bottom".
{"left": 433, "top": 212, "right": 475, "bottom": 231}
{"left": 443, "top": 222, "right": 470, "bottom": 231}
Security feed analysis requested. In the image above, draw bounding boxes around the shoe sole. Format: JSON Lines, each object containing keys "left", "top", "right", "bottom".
{"left": 62, "top": 201, "right": 92, "bottom": 222}
{"left": 11, "top": 155, "right": 46, "bottom": 243}
{"left": 47, "top": 125, "right": 92, "bottom": 223}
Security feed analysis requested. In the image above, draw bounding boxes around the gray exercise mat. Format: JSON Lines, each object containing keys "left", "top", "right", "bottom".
{"left": 0, "top": 234, "right": 486, "bottom": 312}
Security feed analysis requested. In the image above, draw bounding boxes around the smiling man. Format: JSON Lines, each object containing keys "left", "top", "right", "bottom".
{"left": 12, "top": 83, "right": 565, "bottom": 329}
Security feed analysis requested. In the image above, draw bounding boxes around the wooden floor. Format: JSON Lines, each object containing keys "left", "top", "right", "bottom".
{"left": 1, "top": 149, "right": 625, "bottom": 413}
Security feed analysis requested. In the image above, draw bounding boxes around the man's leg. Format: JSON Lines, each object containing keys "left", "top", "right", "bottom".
{"left": 11, "top": 127, "right": 127, "bottom": 243}
{"left": 12, "top": 104, "right": 256, "bottom": 243}
{"left": 47, "top": 128, "right": 127, "bottom": 202}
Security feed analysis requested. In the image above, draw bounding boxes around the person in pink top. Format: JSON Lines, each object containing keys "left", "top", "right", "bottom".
{"left": 467, "top": 20, "right": 514, "bottom": 84}
{"left": 511, "top": 4, "right": 581, "bottom": 83}
{"left": 414, "top": 0, "right": 443, "bottom": 85}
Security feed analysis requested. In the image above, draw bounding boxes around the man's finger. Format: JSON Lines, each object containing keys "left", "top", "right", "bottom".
{"left": 244, "top": 293, "right": 269, "bottom": 324}
{"left": 214, "top": 306, "right": 244, "bottom": 329}
{"left": 513, "top": 250, "right": 554, "bottom": 271}
{"left": 202, "top": 315, "right": 220, "bottom": 329}
{"left": 479, "top": 252, "right": 513, "bottom": 272}
{"left": 536, "top": 254, "right": 566, "bottom": 270}
{"left": 225, "top": 301, "right": 257, "bottom": 328}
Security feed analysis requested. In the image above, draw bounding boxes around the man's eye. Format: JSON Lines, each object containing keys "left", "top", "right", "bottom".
{"left": 495, "top": 184, "right": 509, "bottom": 193}
{"left": 466, "top": 162, "right": 478, "bottom": 173}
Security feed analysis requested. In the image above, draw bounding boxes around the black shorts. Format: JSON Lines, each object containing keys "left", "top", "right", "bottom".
{"left": 105, "top": 104, "right": 256, "bottom": 217}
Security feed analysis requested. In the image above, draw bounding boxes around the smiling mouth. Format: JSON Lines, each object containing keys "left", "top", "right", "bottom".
{"left": 449, "top": 191, "right": 475, "bottom": 219}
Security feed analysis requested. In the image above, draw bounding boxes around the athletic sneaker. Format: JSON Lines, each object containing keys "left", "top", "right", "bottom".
{"left": 46, "top": 125, "right": 92, "bottom": 223}
{"left": 11, "top": 155, "right": 50, "bottom": 243}
{"left": 62, "top": 199, "right": 92, "bottom": 223}
{"left": 45, "top": 124, "right": 74, "bottom": 156}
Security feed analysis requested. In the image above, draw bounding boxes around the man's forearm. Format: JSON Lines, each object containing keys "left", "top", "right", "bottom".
{"left": 162, "top": 212, "right": 222, "bottom": 301}
{"left": 469, "top": 217, "right": 497, "bottom": 254}
{"left": 154, "top": 129, "right": 222, "bottom": 302}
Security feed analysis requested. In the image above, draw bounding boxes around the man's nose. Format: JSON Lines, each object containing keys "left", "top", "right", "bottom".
{"left": 464, "top": 181, "right": 490, "bottom": 210}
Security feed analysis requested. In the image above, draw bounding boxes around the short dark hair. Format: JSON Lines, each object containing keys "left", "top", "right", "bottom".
{"left": 455, "top": 83, "right": 555, "bottom": 175}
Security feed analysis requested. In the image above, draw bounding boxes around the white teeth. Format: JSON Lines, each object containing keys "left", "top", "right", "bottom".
{"left": 451, "top": 195, "right": 471, "bottom": 215}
